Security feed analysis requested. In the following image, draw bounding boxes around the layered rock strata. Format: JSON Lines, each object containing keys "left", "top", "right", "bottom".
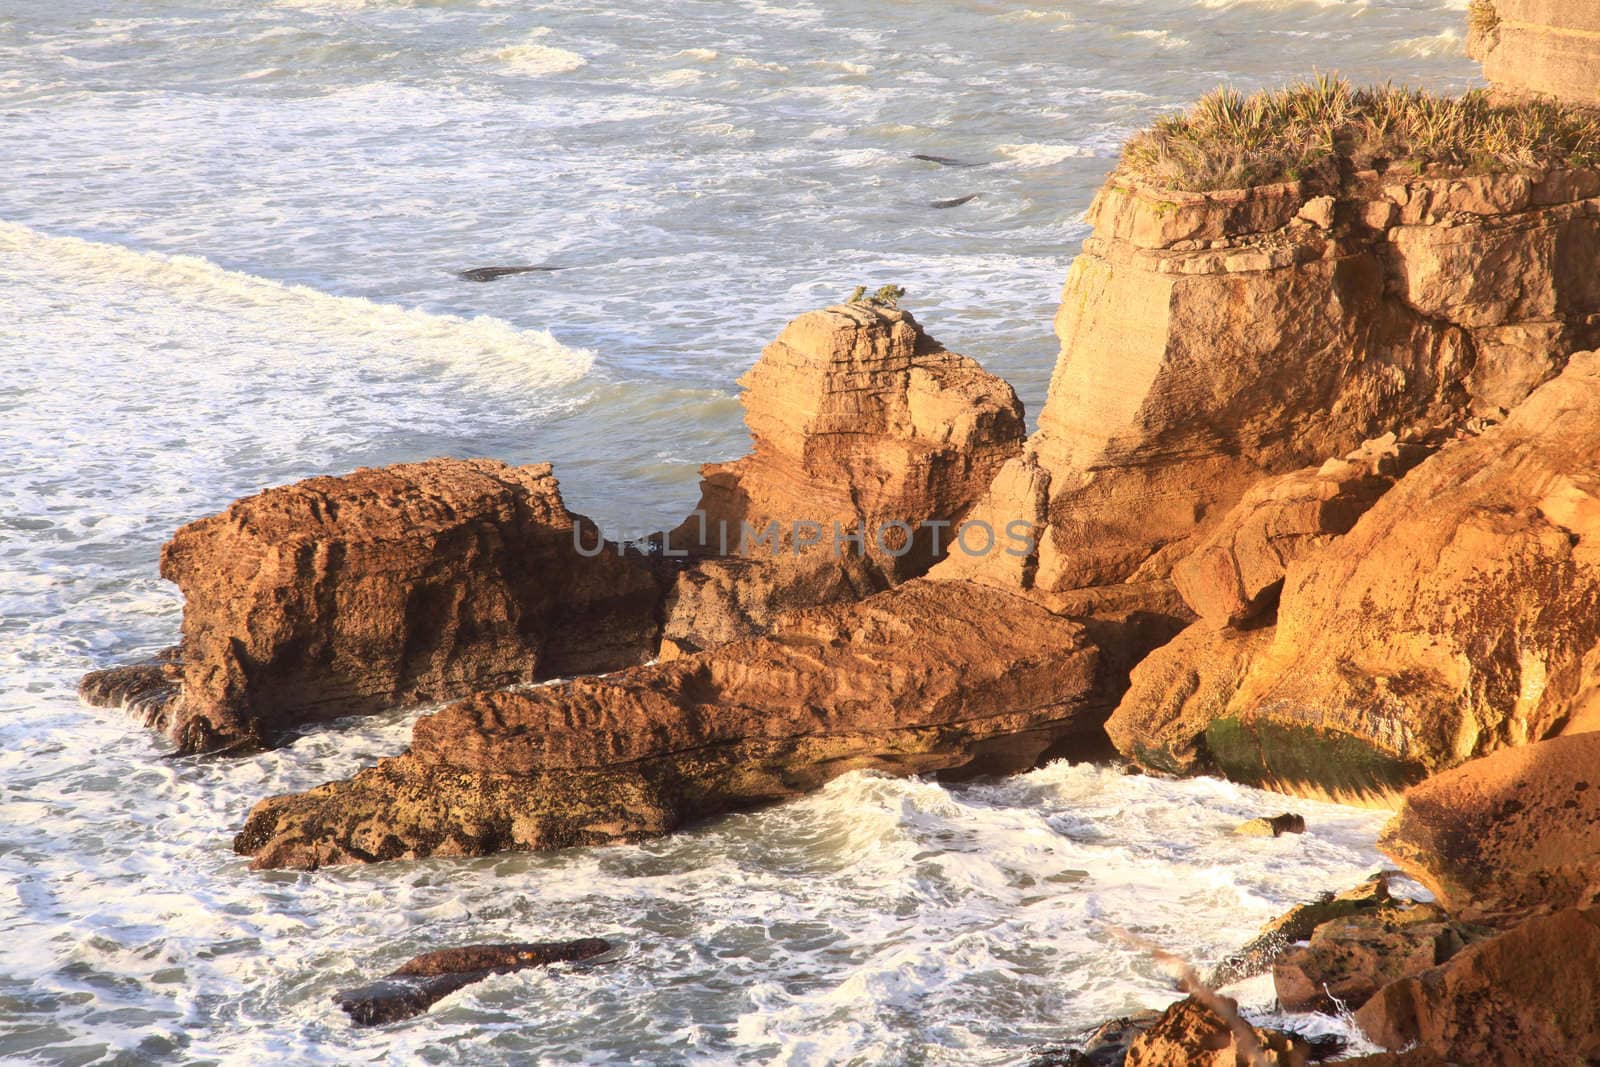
{"left": 120, "top": 459, "right": 659, "bottom": 753}
{"left": 1470, "top": 1, "right": 1600, "bottom": 109}
{"left": 959, "top": 167, "right": 1600, "bottom": 596}
{"left": 1109, "top": 352, "right": 1600, "bottom": 797}
{"left": 233, "top": 579, "right": 1102, "bottom": 870}
{"left": 660, "top": 302, "right": 1025, "bottom": 654}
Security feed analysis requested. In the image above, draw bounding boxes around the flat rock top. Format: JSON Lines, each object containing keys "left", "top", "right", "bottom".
{"left": 174, "top": 458, "right": 566, "bottom": 546}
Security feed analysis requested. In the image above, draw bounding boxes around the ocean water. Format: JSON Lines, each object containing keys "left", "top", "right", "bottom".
{"left": 1, "top": 1, "right": 1474, "bottom": 1063}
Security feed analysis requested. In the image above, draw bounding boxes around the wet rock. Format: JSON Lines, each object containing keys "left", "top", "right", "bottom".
{"left": 1380, "top": 732, "right": 1600, "bottom": 919}
{"left": 1234, "top": 812, "right": 1305, "bottom": 837}
{"left": 1207, "top": 874, "right": 1393, "bottom": 988}
{"left": 660, "top": 303, "right": 1024, "bottom": 652}
{"left": 456, "top": 265, "right": 563, "bottom": 282}
{"left": 105, "top": 459, "right": 660, "bottom": 754}
{"left": 1030, "top": 1011, "right": 1164, "bottom": 1066}
{"left": 930, "top": 194, "right": 979, "bottom": 208}
{"left": 910, "top": 153, "right": 988, "bottom": 167}
{"left": 1354, "top": 906, "right": 1600, "bottom": 1063}
{"left": 77, "top": 648, "right": 182, "bottom": 735}
{"left": 234, "top": 579, "right": 1104, "bottom": 869}
{"left": 1123, "top": 995, "right": 1309, "bottom": 1067}
{"left": 333, "top": 939, "right": 610, "bottom": 1026}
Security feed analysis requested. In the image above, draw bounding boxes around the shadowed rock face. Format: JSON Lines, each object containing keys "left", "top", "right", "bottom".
{"left": 333, "top": 939, "right": 611, "bottom": 1026}
{"left": 1470, "top": 1, "right": 1600, "bottom": 109}
{"left": 233, "top": 579, "right": 1102, "bottom": 870}
{"left": 659, "top": 303, "right": 1025, "bottom": 654}
{"left": 134, "top": 459, "right": 660, "bottom": 753}
{"left": 958, "top": 170, "right": 1600, "bottom": 597}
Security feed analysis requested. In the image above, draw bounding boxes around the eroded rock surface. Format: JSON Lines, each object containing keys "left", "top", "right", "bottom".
{"left": 660, "top": 303, "right": 1024, "bottom": 654}
{"left": 1470, "top": 0, "right": 1600, "bottom": 109}
{"left": 1122, "top": 995, "right": 1309, "bottom": 1067}
{"left": 1354, "top": 906, "right": 1600, "bottom": 1064}
{"left": 97, "top": 459, "right": 660, "bottom": 753}
{"left": 1272, "top": 900, "right": 1475, "bottom": 1014}
{"left": 1380, "top": 732, "right": 1600, "bottom": 919}
{"left": 234, "top": 579, "right": 1102, "bottom": 869}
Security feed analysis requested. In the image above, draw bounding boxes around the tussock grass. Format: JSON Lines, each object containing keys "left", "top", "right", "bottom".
{"left": 1119, "top": 75, "right": 1600, "bottom": 192}
{"left": 1468, "top": 0, "right": 1500, "bottom": 37}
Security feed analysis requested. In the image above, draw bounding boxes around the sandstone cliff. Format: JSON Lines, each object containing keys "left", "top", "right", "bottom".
{"left": 660, "top": 302, "right": 1024, "bottom": 654}
{"left": 1470, "top": 0, "right": 1600, "bottom": 110}
{"left": 951, "top": 168, "right": 1600, "bottom": 596}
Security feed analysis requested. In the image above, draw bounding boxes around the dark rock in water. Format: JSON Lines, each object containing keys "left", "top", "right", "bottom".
{"left": 457, "top": 265, "right": 564, "bottom": 282}
{"left": 1028, "top": 1011, "right": 1164, "bottom": 1066}
{"left": 1207, "top": 874, "right": 1392, "bottom": 987}
{"left": 1234, "top": 812, "right": 1306, "bottom": 837}
{"left": 910, "top": 153, "right": 988, "bottom": 167}
{"left": 78, "top": 649, "right": 182, "bottom": 734}
{"left": 930, "top": 194, "right": 979, "bottom": 209}
{"left": 333, "top": 938, "right": 611, "bottom": 1026}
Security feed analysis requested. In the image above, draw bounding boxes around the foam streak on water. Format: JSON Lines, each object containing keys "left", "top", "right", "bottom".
{"left": 2, "top": 0, "right": 1473, "bottom": 1062}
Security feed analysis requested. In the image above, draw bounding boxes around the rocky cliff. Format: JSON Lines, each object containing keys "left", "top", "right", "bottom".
{"left": 1470, "top": 0, "right": 1600, "bottom": 109}
{"left": 951, "top": 166, "right": 1600, "bottom": 596}
{"left": 659, "top": 302, "right": 1024, "bottom": 654}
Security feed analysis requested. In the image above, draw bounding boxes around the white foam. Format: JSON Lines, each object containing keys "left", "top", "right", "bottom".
{"left": 998, "top": 142, "right": 1100, "bottom": 167}
{"left": 1392, "top": 29, "right": 1465, "bottom": 58}
{"left": 477, "top": 38, "right": 587, "bottom": 76}
{"left": 0, "top": 221, "right": 595, "bottom": 392}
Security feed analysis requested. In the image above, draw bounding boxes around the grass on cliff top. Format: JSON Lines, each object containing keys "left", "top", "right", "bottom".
{"left": 1119, "top": 75, "right": 1600, "bottom": 192}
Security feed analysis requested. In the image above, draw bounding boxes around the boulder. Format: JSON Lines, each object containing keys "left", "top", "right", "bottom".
{"left": 96, "top": 459, "right": 661, "bottom": 753}
{"left": 1272, "top": 901, "right": 1475, "bottom": 1013}
{"left": 659, "top": 303, "right": 1024, "bottom": 653}
{"left": 333, "top": 938, "right": 610, "bottom": 1026}
{"left": 1380, "top": 732, "right": 1600, "bottom": 919}
{"left": 1233, "top": 812, "right": 1305, "bottom": 837}
{"left": 1354, "top": 906, "right": 1600, "bottom": 1064}
{"left": 1122, "top": 995, "right": 1308, "bottom": 1067}
{"left": 1207, "top": 874, "right": 1393, "bottom": 988}
{"left": 233, "top": 579, "right": 1103, "bottom": 869}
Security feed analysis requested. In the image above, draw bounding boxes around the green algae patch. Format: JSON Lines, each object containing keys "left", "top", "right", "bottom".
{"left": 1204, "top": 715, "right": 1428, "bottom": 802}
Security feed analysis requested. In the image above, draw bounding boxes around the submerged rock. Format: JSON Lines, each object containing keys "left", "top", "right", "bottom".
{"left": 1233, "top": 812, "right": 1305, "bottom": 837}
{"left": 456, "top": 265, "right": 564, "bottom": 282}
{"left": 77, "top": 648, "right": 182, "bottom": 736}
{"left": 234, "top": 579, "right": 1103, "bottom": 869}
{"left": 97, "top": 459, "right": 660, "bottom": 754}
{"left": 333, "top": 939, "right": 610, "bottom": 1026}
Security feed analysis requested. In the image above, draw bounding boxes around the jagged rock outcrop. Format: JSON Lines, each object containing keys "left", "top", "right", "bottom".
{"left": 1121, "top": 995, "right": 1309, "bottom": 1067}
{"left": 659, "top": 303, "right": 1024, "bottom": 654}
{"left": 1171, "top": 435, "right": 1428, "bottom": 628}
{"left": 1110, "top": 352, "right": 1600, "bottom": 798}
{"left": 1380, "top": 732, "right": 1600, "bottom": 920}
{"left": 959, "top": 168, "right": 1600, "bottom": 597}
{"left": 1272, "top": 899, "right": 1476, "bottom": 1014}
{"left": 233, "top": 579, "right": 1103, "bottom": 869}
{"left": 1470, "top": 0, "right": 1600, "bottom": 109}
{"left": 1354, "top": 906, "right": 1600, "bottom": 1064}
{"left": 97, "top": 459, "right": 660, "bottom": 753}
{"left": 1207, "top": 874, "right": 1395, "bottom": 988}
